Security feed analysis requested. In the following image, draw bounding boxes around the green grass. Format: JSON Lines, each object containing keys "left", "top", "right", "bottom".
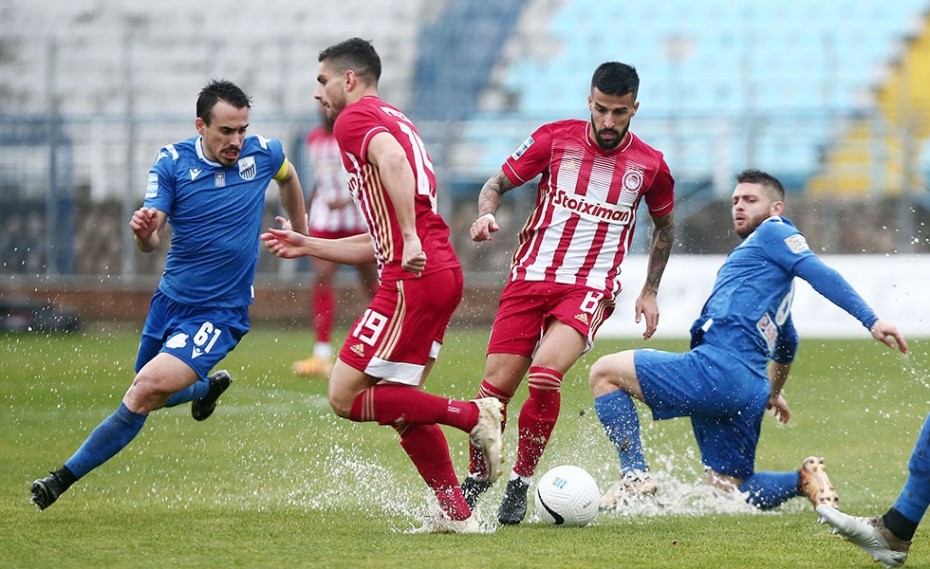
{"left": 2, "top": 328, "right": 928, "bottom": 568}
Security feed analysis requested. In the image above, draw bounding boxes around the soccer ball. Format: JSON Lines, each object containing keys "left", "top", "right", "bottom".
{"left": 534, "top": 465, "right": 600, "bottom": 527}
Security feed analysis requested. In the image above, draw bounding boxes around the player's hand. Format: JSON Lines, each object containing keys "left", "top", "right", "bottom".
{"left": 767, "top": 392, "right": 790, "bottom": 424}
{"left": 401, "top": 235, "right": 426, "bottom": 276}
{"left": 870, "top": 319, "right": 908, "bottom": 354}
{"left": 634, "top": 289, "right": 660, "bottom": 340}
{"left": 129, "top": 207, "right": 159, "bottom": 239}
{"left": 275, "top": 215, "right": 293, "bottom": 232}
{"left": 471, "top": 213, "right": 500, "bottom": 242}
{"left": 261, "top": 217, "right": 308, "bottom": 259}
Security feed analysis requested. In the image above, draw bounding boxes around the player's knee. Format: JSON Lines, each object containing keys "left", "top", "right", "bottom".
{"left": 124, "top": 374, "right": 170, "bottom": 413}
{"left": 589, "top": 352, "right": 636, "bottom": 397}
{"left": 327, "top": 394, "right": 352, "bottom": 418}
{"left": 588, "top": 356, "right": 617, "bottom": 395}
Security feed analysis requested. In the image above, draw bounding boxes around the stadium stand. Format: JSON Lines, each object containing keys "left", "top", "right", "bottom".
{"left": 0, "top": 0, "right": 928, "bottom": 292}
{"left": 455, "top": 0, "right": 930, "bottom": 197}
{"left": 808, "top": 9, "right": 930, "bottom": 198}
{"left": 0, "top": 0, "right": 432, "bottom": 116}
{"left": 411, "top": 0, "right": 529, "bottom": 120}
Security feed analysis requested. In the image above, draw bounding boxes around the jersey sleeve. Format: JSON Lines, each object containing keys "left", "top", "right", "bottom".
{"left": 501, "top": 124, "right": 551, "bottom": 186}
{"left": 757, "top": 219, "right": 817, "bottom": 273}
{"left": 772, "top": 313, "right": 799, "bottom": 363}
{"left": 334, "top": 105, "right": 388, "bottom": 167}
{"left": 644, "top": 158, "right": 675, "bottom": 217}
{"left": 758, "top": 219, "right": 877, "bottom": 330}
{"left": 266, "top": 136, "right": 286, "bottom": 177}
{"left": 793, "top": 256, "right": 878, "bottom": 329}
{"left": 144, "top": 146, "right": 177, "bottom": 212}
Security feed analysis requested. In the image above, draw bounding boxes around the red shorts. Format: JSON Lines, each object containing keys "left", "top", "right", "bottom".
{"left": 339, "top": 267, "right": 463, "bottom": 385}
{"left": 487, "top": 280, "right": 615, "bottom": 357}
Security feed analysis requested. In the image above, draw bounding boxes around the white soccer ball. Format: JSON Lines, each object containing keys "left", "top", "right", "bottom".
{"left": 534, "top": 465, "right": 600, "bottom": 527}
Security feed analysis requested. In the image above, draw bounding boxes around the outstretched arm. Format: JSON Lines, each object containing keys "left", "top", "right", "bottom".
{"left": 262, "top": 217, "right": 376, "bottom": 264}
{"left": 795, "top": 256, "right": 908, "bottom": 353}
{"left": 635, "top": 211, "right": 675, "bottom": 339}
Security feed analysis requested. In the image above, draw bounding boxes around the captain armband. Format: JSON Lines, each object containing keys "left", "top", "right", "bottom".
{"left": 273, "top": 158, "right": 291, "bottom": 181}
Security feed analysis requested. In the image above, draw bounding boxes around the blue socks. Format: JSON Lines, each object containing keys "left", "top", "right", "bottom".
{"left": 64, "top": 403, "right": 148, "bottom": 479}
{"left": 891, "top": 413, "right": 930, "bottom": 525}
{"left": 738, "top": 471, "right": 800, "bottom": 510}
{"left": 163, "top": 377, "right": 210, "bottom": 408}
{"left": 594, "top": 390, "right": 647, "bottom": 473}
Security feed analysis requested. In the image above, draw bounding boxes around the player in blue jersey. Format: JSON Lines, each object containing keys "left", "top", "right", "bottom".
{"left": 589, "top": 168, "right": 908, "bottom": 512}
{"left": 30, "top": 80, "right": 308, "bottom": 510}
{"left": 817, "top": 412, "right": 930, "bottom": 566}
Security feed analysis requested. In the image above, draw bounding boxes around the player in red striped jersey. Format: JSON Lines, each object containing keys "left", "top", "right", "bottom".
{"left": 262, "top": 37, "right": 503, "bottom": 533}
{"left": 462, "top": 62, "right": 676, "bottom": 525}
{"left": 292, "top": 108, "right": 376, "bottom": 379}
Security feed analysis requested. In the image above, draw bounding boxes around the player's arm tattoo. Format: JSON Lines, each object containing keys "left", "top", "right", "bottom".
{"left": 477, "top": 171, "right": 517, "bottom": 217}
{"left": 643, "top": 212, "right": 675, "bottom": 294}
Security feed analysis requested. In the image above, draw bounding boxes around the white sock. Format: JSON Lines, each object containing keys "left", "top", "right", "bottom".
{"left": 313, "top": 343, "right": 332, "bottom": 359}
{"left": 510, "top": 471, "right": 533, "bottom": 485}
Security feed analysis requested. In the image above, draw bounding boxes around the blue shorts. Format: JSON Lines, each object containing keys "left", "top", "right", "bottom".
{"left": 135, "top": 290, "right": 250, "bottom": 379}
{"left": 635, "top": 344, "right": 771, "bottom": 480}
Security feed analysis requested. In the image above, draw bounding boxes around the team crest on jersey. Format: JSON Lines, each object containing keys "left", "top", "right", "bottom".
{"left": 622, "top": 169, "right": 643, "bottom": 191}
{"left": 215, "top": 172, "right": 226, "bottom": 187}
{"left": 511, "top": 136, "right": 535, "bottom": 160}
{"left": 165, "top": 332, "right": 189, "bottom": 349}
{"left": 238, "top": 156, "right": 256, "bottom": 180}
{"left": 784, "top": 234, "right": 809, "bottom": 254}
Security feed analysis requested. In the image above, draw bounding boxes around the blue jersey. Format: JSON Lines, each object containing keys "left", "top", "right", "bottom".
{"left": 691, "top": 216, "right": 877, "bottom": 367}
{"left": 144, "top": 134, "right": 286, "bottom": 307}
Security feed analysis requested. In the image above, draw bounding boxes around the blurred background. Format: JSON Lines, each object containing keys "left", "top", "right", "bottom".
{"left": 1, "top": 0, "right": 928, "bottom": 333}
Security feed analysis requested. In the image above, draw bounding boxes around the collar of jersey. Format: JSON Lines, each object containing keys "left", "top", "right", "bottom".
{"left": 195, "top": 136, "right": 225, "bottom": 168}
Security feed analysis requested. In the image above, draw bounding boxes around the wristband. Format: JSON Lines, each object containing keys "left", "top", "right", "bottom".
{"left": 477, "top": 212, "right": 496, "bottom": 223}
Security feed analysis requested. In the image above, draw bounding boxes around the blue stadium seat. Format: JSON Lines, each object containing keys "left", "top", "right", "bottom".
{"left": 462, "top": 0, "right": 930, "bottom": 185}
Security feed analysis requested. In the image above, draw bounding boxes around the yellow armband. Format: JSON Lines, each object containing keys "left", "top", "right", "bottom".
{"left": 273, "top": 158, "right": 291, "bottom": 181}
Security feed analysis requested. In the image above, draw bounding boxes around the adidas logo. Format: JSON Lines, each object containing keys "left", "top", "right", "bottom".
{"left": 574, "top": 313, "right": 590, "bottom": 325}
{"left": 350, "top": 343, "right": 365, "bottom": 357}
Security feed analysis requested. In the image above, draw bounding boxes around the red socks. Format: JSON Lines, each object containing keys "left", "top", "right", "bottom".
{"left": 312, "top": 282, "right": 335, "bottom": 343}
{"left": 397, "top": 424, "right": 471, "bottom": 521}
{"left": 349, "top": 384, "right": 479, "bottom": 433}
{"left": 513, "top": 366, "right": 562, "bottom": 478}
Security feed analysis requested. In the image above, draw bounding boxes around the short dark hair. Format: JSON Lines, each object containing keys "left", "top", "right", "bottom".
{"left": 736, "top": 168, "right": 785, "bottom": 200}
{"left": 318, "top": 37, "right": 382, "bottom": 85}
{"left": 591, "top": 62, "right": 639, "bottom": 99}
{"left": 196, "top": 80, "right": 251, "bottom": 124}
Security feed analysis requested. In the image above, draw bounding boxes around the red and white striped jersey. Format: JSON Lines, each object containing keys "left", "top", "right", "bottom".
{"left": 502, "top": 119, "right": 674, "bottom": 299}
{"left": 304, "top": 126, "right": 368, "bottom": 234}
{"left": 334, "top": 96, "right": 460, "bottom": 282}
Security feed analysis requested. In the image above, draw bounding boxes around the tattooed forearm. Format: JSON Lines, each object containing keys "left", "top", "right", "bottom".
{"left": 477, "top": 171, "right": 516, "bottom": 217}
{"left": 644, "top": 212, "right": 675, "bottom": 293}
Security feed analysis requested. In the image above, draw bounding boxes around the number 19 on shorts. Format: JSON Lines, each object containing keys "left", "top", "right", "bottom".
{"left": 352, "top": 309, "right": 388, "bottom": 346}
